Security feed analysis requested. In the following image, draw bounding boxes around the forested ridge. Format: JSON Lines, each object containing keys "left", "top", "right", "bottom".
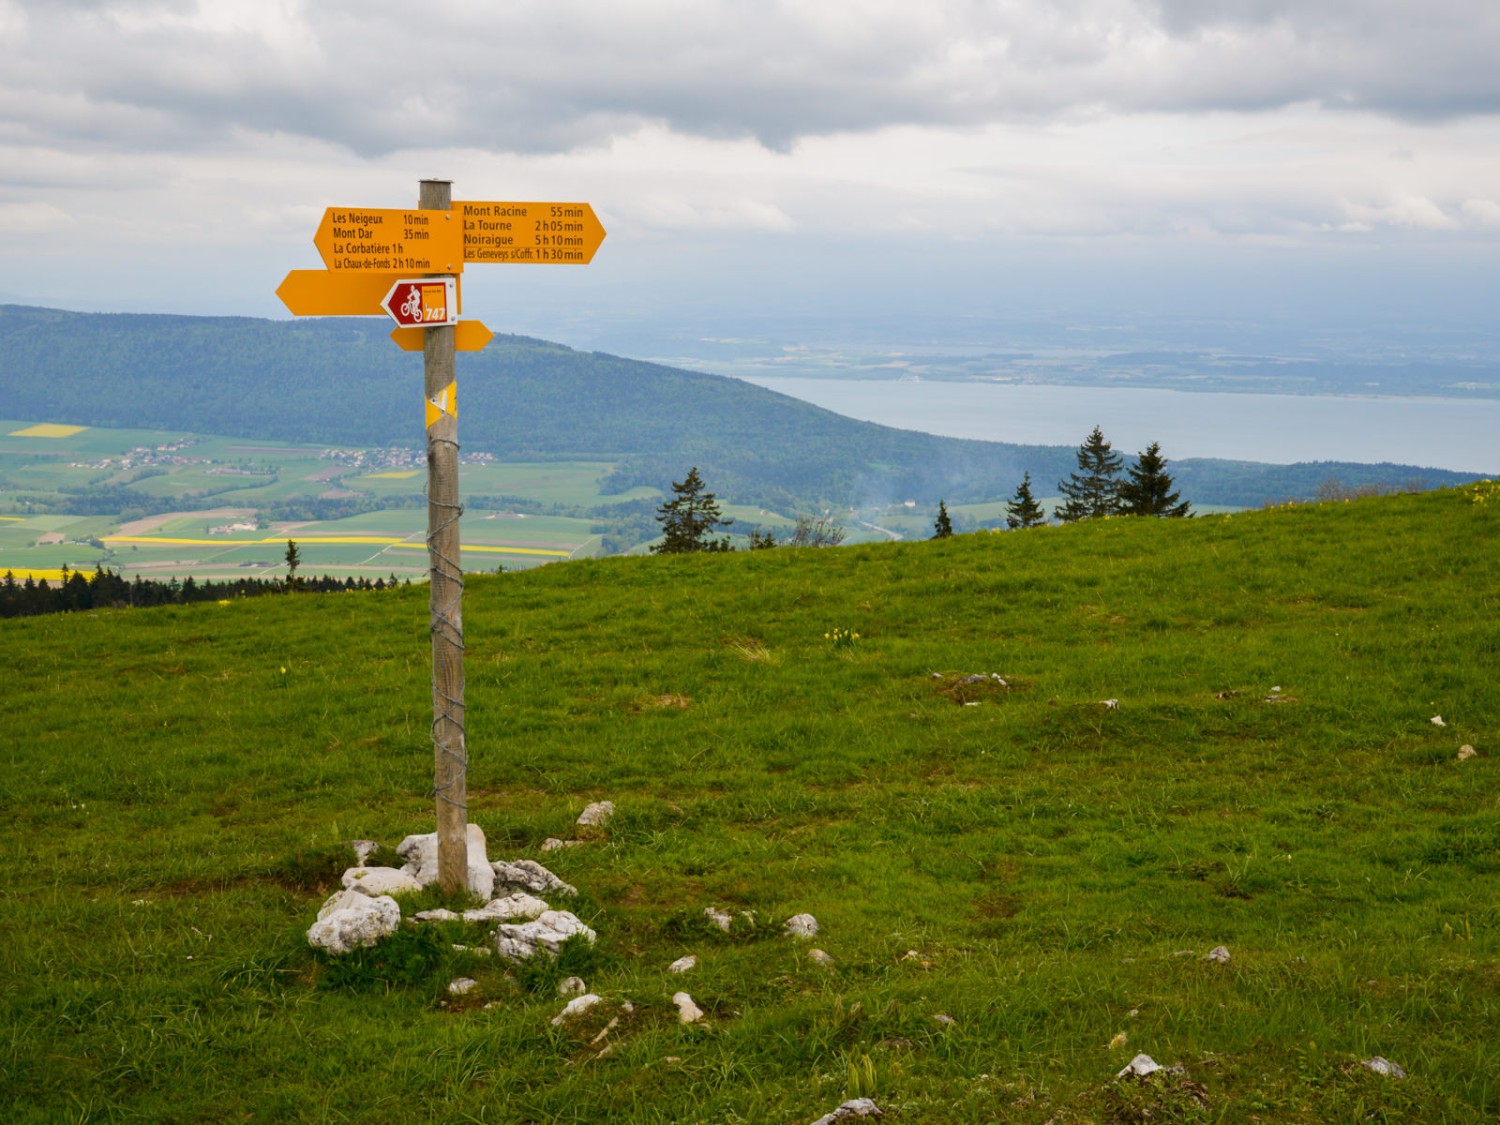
{"left": 0, "top": 305, "right": 1481, "bottom": 507}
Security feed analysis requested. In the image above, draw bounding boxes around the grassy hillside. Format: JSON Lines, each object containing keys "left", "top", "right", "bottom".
{"left": 3, "top": 484, "right": 1497, "bottom": 1122}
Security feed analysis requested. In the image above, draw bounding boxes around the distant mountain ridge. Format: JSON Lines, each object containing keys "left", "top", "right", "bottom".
{"left": 0, "top": 304, "right": 1483, "bottom": 508}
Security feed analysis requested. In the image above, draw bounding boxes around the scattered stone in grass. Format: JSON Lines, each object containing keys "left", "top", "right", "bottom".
{"left": 577, "top": 801, "right": 615, "bottom": 828}
{"left": 341, "top": 866, "right": 423, "bottom": 897}
{"left": 1100, "top": 699, "right": 1119, "bottom": 710}
{"left": 1116, "top": 1054, "right": 1184, "bottom": 1079}
{"left": 558, "top": 976, "right": 587, "bottom": 996}
{"left": 448, "top": 977, "right": 477, "bottom": 996}
{"left": 1214, "top": 690, "right": 1238, "bottom": 700}
{"left": 590, "top": 1016, "right": 620, "bottom": 1045}
{"left": 785, "top": 913, "right": 820, "bottom": 939}
{"left": 668, "top": 955, "right": 698, "bottom": 974}
{"left": 415, "top": 908, "right": 461, "bottom": 922}
{"left": 1431, "top": 715, "right": 1446, "bottom": 727}
{"left": 934, "top": 1013, "right": 956, "bottom": 1027}
{"left": 1361, "top": 1057, "right": 1407, "bottom": 1078}
{"left": 810, "top": 1097, "right": 884, "bottom": 1123}
{"left": 1127, "top": 1008, "right": 1139, "bottom": 1018}
{"left": 705, "top": 907, "right": 733, "bottom": 932}
{"left": 808, "top": 948, "right": 836, "bottom": 966}
{"left": 462, "top": 893, "right": 550, "bottom": 923}
{"left": 551, "top": 993, "right": 603, "bottom": 1025}
{"left": 348, "top": 839, "right": 379, "bottom": 866}
{"left": 540, "top": 838, "right": 581, "bottom": 852}
{"left": 495, "top": 910, "right": 597, "bottom": 962}
{"left": 307, "top": 892, "right": 401, "bottom": 955}
{"left": 451, "top": 944, "right": 490, "bottom": 957}
{"left": 1206, "top": 945, "right": 1231, "bottom": 963}
{"left": 1109, "top": 1032, "right": 1128, "bottom": 1050}
{"left": 1458, "top": 744, "right": 1478, "bottom": 760}
{"left": 492, "top": 859, "right": 577, "bottom": 898}
{"left": 397, "top": 825, "right": 494, "bottom": 900}
{"left": 673, "top": 991, "right": 705, "bottom": 1024}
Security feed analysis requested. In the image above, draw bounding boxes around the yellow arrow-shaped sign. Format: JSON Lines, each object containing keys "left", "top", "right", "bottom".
{"left": 314, "top": 207, "right": 463, "bottom": 273}
{"left": 456, "top": 201, "right": 606, "bottom": 264}
{"left": 389, "top": 320, "right": 495, "bottom": 352}
{"left": 277, "top": 271, "right": 462, "bottom": 318}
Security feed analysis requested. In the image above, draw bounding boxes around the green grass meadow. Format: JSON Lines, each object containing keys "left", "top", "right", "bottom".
{"left": 2, "top": 485, "right": 1497, "bottom": 1122}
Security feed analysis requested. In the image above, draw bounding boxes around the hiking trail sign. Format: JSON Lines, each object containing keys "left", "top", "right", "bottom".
{"left": 276, "top": 180, "right": 605, "bottom": 895}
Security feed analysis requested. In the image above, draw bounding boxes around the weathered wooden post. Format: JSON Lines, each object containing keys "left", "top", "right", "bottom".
{"left": 419, "top": 178, "right": 467, "bottom": 895}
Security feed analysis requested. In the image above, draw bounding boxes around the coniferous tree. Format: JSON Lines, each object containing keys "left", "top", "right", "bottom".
{"left": 1056, "top": 426, "right": 1124, "bottom": 522}
{"left": 933, "top": 500, "right": 954, "bottom": 539}
{"left": 651, "top": 467, "right": 733, "bottom": 554}
{"left": 284, "top": 539, "right": 301, "bottom": 591}
{"left": 1120, "top": 441, "right": 1191, "bottom": 517}
{"left": 1005, "top": 472, "right": 1047, "bottom": 529}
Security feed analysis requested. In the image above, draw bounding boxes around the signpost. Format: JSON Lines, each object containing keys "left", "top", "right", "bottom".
{"left": 276, "top": 180, "right": 606, "bottom": 894}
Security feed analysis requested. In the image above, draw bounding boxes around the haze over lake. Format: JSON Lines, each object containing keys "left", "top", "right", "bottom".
{"left": 735, "top": 377, "right": 1500, "bottom": 476}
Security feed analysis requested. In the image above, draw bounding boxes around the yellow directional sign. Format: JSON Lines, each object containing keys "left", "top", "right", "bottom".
{"left": 456, "top": 201, "right": 606, "bottom": 264}
{"left": 276, "top": 270, "right": 462, "bottom": 317}
{"left": 315, "top": 207, "right": 463, "bottom": 273}
{"left": 389, "top": 320, "right": 495, "bottom": 353}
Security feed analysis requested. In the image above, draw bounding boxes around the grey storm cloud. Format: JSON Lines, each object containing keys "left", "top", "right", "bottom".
{"left": 4, "top": 0, "right": 1499, "bottom": 158}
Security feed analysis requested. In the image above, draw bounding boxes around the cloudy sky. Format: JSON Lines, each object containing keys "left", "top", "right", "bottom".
{"left": 3, "top": 0, "right": 1498, "bottom": 350}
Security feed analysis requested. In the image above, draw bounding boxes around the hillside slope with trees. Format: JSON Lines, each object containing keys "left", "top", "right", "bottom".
{"left": 0, "top": 305, "right": 1483, "bottom": 508}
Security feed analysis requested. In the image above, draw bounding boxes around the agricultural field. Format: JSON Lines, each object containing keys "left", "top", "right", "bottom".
{"left": 0, "top": 420, "right": 644, "bottom": 580}
{"left": 2, "top": 483, "right": 1497, "bottom": 1122}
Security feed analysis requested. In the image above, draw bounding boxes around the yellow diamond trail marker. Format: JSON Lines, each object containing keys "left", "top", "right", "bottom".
{"left": 458, "top": 201, "right": 606, "bottom": 264}
{"left": 315, "top": 207, "right": 463, "bottom": 273}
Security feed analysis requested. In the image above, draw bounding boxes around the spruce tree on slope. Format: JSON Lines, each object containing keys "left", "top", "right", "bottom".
{"left": 1005, "top": 471, "right": 1047, "bottom": 529}
{"left": 1056, "top": 426, "right": 1124, "bottom": 522}
{"left": 933, "top": 500, "right": 954, "bottom": 539}
{"left": 651, "top": 467, "right": 733, "bottom": 553}
{"left": 1120, "top": 441, "right": 1192, "bottom": 517}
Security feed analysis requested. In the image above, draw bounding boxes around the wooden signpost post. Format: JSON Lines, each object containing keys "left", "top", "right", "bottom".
{"left": 276, "top": 179, "right": 606, "bottom": 894}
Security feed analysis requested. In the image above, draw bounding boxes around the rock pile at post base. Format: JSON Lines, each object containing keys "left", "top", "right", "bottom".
{"left": 307, "top": 826, "right": 593, "bottom": 959}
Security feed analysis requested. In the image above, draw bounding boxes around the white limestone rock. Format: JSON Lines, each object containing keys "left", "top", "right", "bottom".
{"left": 784, "top": 913, "right": 820, "bottom": 939}
{"left": 577, "top": 801, "right": 615, "bottom": 829}
{"left": 550, "top": 993, "right": 603, "bottom": 1025}
{"left": 1205, "top": 945, "right": 1231, "bottom": 964}
{"left": 315, "top": 888, "right": 370, "bottom": 921}
{"left": 558, "top": 976, "right": 588, "bottom": 996}
{"left": 396, "top": 825, "right": 494, "bottom": 900}
{"left": 462, "top": 893, "right": 550, "bottom": 923}
{"left": 414, "top": 908, "right": 461, "bottom": 922}
{"left": 667, "top": 955, "right": 697, "bottom": 974}
{"left": 704, "top": 907, "right": 732, "bottom": 932}
{"left": 348, "top": 839, "right": 379, "bottom": 866}
{"left": 1116, "top": 1054, "right": 1185, "bottom": 1079}
{"left": 1361, "top": 1056, "right": 1407, "bottom": 1078}
{"left": 341, "top": 865, "right": 423, "bottom": 897}
{"left": 492, "top": 859, "right": 577, "bottom": 898}
{"left": 448, "top": 977, "right": 478, "bottom": 996}
{"left": 307, "top": 894, "right": 401, "bottom": 955}
{"left": 672, "top": 991, "right": 704, "bottom": 1024}
{"left": 1458, "top": 744, "right": 1478, "bottom": 760}
{"left": 494, "top": 910, "right": 597, "bottom": 962}
{"left": 808, "top": 948, "right": 836, "bottom": 966}
{"left": 810, "top": 1098, "right": 884, "bottom": 1124}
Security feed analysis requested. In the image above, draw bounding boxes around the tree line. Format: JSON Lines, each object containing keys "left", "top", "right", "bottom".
{"left": 0, "top": 563, "right": 408, "bottom": 618}
{"left": 935, "top": 426, "right": 1190, "bottom": 537}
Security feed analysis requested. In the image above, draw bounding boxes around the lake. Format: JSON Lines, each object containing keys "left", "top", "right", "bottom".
{"left": 734, "top": 377, "right": 1500, "bottom": 475}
